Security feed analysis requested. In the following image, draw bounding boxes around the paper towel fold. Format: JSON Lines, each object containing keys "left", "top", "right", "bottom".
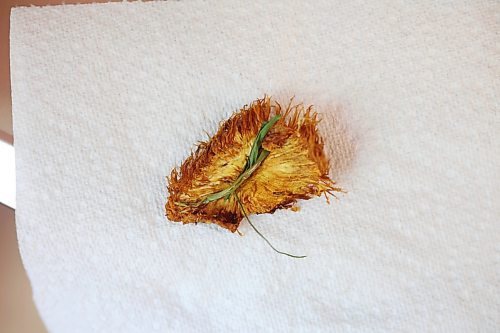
{"left": 11, "top": 1, "right": 499, "bottom": 332}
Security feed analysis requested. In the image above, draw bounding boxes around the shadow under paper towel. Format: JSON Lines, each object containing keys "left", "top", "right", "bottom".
{"left": 316, "top": 103, "right": 357, "bottom": 183}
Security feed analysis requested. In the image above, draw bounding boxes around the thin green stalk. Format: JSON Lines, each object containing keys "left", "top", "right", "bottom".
{"left": 235, "top": 193, "right": 306, "bottom": 259}
{"left": 247, "top": 115, "right": 281, "bottom": 166}
{"left": 182, "top": 115, "right": 280, "bottom": 207}
{"left": 203, "top": 150, "right": 270, "bottom": 203}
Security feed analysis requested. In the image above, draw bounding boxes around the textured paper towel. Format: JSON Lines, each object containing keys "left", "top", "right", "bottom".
{"left": 10, "top": 1, "right": 499, "bottom": 332}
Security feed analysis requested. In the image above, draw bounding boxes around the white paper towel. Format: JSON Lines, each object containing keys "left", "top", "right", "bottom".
{"left": 10, "top": 1, "right": 499, "bottom": 332}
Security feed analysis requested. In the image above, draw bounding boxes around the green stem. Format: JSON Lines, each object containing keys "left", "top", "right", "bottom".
{"left": 247, "top": 115, "right": 281, "bottom": 166}
{"left": 235, "top": 193, "right": 306, "bottom": 259}
{"left": 180, "top": 115, "right": 281, "bottom": 207}
{"left": 203, "top": 150, "right": 270, "bottom": 203}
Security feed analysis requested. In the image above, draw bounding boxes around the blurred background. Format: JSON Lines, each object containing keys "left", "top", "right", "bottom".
{"left": 0, "top": 1, "right": 121, "bottom": 332}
